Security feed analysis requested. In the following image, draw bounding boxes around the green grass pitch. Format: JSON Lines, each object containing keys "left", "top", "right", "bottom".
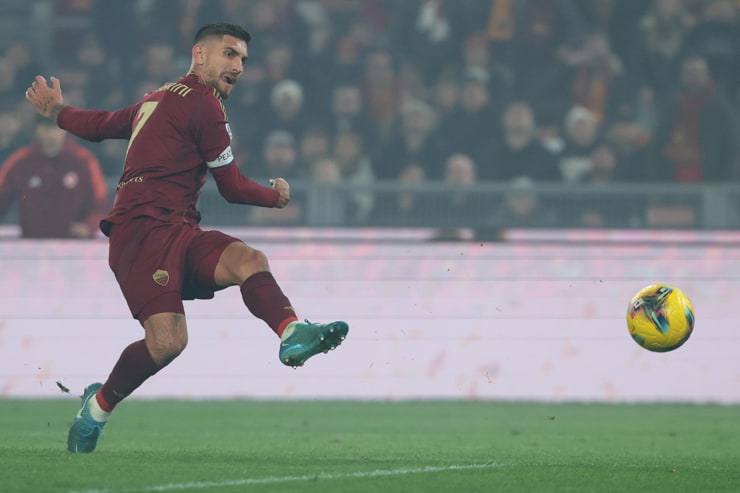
{"left": 1, "top": 399, "right": 738, "bottom": 492}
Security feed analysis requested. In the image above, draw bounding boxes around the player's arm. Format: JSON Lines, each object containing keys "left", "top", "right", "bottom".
{"left": 209, "top": 159, "right": 288, "bottom": 208}
{"left": 26, "top": 75, "right": 139, "bottom": 141}
{"left": 57, "top": 104, "right": 141, "bottom": 142}
{"left": 195, "top": 95, "right": 287, "bottom": 208}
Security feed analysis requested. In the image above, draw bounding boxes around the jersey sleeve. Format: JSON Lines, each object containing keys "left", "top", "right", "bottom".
{"left": 210, "top": 163, "right": 280, "bottom": 207}
{"left": 57, "top": 103, "right": 142, "bottom": 142}
{"left": 191, "top": 94, "right": 233, "bottom": 168}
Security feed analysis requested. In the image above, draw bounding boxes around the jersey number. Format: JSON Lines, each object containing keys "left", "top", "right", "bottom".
{"left": 126, "top": 101, "right": 159, "bottom": 154}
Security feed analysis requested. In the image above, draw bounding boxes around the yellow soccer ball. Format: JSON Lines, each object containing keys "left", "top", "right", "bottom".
{"left": 626, "top": 284, "right": 695, "bottom": 352}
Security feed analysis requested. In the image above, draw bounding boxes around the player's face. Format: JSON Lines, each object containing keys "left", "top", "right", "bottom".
{"left": 199, "top": 35, "right": 248, "bottom": 99}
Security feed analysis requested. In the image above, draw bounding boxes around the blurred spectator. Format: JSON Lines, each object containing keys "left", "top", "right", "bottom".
{"left": 265, "top": 79, "right": 309, "bottom": 142}
{"left": 0, "top": 60, "right": 18, "bottom": 108}
{"left": 437, "top": 67, "right": 500, "bottom": 164}
{"left": 360, "top": 48, "right": 402, "bottom": 143}
{"left": 603, "top": 104, "right": 652, "bottom": 180}
{"left": 130, "top": 41, "right": 178, "bottom": 92}
{"left": 572, "top": 1, "right": 649, "bottom": 64}
{"left": 430, "top": 67, "right": 461, "bottom": 122}
{"left": 398, "top": 61, "right": 431, "bottom": 102}
{"left": 649, "top": 53, "right": 740, "bottom": 182}
{"left": 481, "top": 0, "right": 584, "bottom": 125}
{"left": 439, "top": 153, "right": 483, "bottom": 224}
{"left": 333, "top": 130, "right": 375, "bottom": 222}
{"left": 459, "top": 32, "right": 515, "bottom": 102}
{"left": 375, "top": 99, "right": 441, "bottom": 179}
{"left": 482, "top": 101, "right": 560, "bottom": 181}
{"left": 0, "top": 118, "right": 109, "bottom": 238}
{"left": 681, "top": 0, "right": 740, "bottom": 95}
{"left": 558, "top": 106, "right": 602, "bottom": 182}
{"left": 564, "top": 30, "right": 639, "bottom": 124}
{"left": 630, "top": 0, "right": 695, "bottom": 98}
{"left": 396, "top": 164, "right": 431, "bottom": 222}
{"left": 90, "top": 1, "right": 136, "bottom": 71}
{"left": 249, "top": 129, "right": 304, "bottom": 225}
{"left": 5, "top": 42, "right": 41, "bottom": 96}
{"left": 575, "top": 145, "right": 644, "bottom": 228}
{"left": 389, "top": 0, "right": 466, "bottom": 80}
{"left": 488, "top": 176, "right": 558, "bottom": 228}
{"left": 306, "top": 155, "right": 346, "bottom": 225}
{"left": 264, "top": 42, "right": 298, "bottom": 85}
{"left": 299, "top": 125, "right": 333, "bottom": 168}
{"left": 293, "top": 0, "right": 334, "bottom": 57}
{"left": 583, "top": 145, "right": 619, "bottom": 184}
{"left": 323, "top": 82, "right": 376, "bottom": 145}
{"left": 333, "top": 33, "right": 365, "bottom": 83}
{"left": 370, "top": 163, "right": 431, "bottom": 225}
{"left": 228, "top": 61, "right": 271, "bottom": 155}
{"left": 245, "top": 0, "right": 311, "bottom": 64}
{"left": 255, "top": 130, "right": 304, "bottom": 180}
{"left": 75, "top": 35, "right": 125, "bottom": 110}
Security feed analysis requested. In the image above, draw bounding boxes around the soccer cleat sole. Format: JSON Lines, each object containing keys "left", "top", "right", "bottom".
{"left": 281, "top": 322, "right": 348, "bottom": 368}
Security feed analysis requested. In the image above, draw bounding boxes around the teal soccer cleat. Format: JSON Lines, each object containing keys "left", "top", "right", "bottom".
{"left": 67, "top": 383, "right": 106, "bottom": 453}
{"left": 279, "top": 320, "right": 349, "bottom": 367}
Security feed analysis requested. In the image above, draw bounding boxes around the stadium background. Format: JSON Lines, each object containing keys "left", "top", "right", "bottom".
{"left": 1, "top": 0, "right": 740, "bottom": 404}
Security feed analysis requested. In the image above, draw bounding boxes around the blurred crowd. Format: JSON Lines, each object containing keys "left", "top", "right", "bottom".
{"left": 2, "top": 0, "right": 740, "bottom": 229}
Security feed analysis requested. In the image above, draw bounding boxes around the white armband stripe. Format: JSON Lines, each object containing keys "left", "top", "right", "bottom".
{"left": 206, "top": 146, "right": 234, "bottom": 168}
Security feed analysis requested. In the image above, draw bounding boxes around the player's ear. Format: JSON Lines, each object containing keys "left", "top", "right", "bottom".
{"left": 192, "top": 44, "right": 205, "bottom": 65}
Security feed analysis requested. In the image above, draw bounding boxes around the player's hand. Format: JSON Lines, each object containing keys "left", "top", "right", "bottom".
{"left": 269, "top": 178, "right": 290, "bottom": 208}
{"left": 25, "top": 75, "right": 64, "bottom": 121}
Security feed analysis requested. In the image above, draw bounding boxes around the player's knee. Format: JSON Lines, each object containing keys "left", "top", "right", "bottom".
{"left": 241, "top": 247, "right": 268, "bottom": 270}
{"left": 169, "top": 331, "right": 188, "bottom": 357}
{"left": 230, "top": 246, "right": 269, "bottom": 283}
{"left": 150, "top": 333, "right": 188, "bottom": 365}
{"left": 144, "top": 313, "right": 189, "bottom": 365}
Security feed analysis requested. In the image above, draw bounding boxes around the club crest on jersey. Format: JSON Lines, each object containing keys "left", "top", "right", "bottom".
{"left": 153, "top": 269, "right": 170, "bottom": 286}
{"left": 63, "top": 171, "right": 79, "bottom": 189}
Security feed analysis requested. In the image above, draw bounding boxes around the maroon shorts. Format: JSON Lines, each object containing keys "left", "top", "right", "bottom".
{"left": 107, "top": 217, "right": 241, "bottom": 323}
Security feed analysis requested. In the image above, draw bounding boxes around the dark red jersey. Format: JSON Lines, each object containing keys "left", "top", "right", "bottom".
{"left": 57, "top": 73, "right": 279, "bottom": 236}
{"left": 0, "top": 137, "right": 109, "bottom": 238}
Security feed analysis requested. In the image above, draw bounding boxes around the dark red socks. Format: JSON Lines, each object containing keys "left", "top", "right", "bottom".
{"left": 240, "top": 271, "right": 298, "bottom": 337}
{"left": 96, "top": 339, "right": 161, "bottom": 411}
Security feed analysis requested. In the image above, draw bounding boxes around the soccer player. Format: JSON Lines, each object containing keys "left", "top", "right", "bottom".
{"left": 0, "top": 116, "right": 108, "bottom": 238}
{"left": 25, "top": 22, "right": 349, "bottom": 453}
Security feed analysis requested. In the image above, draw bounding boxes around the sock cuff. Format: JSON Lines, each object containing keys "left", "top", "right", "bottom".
{"left": 95, "top": 390, "right": 114, "bottom": 412}
{"left": 277, "top": 317, "right": 298, "bottom": 338}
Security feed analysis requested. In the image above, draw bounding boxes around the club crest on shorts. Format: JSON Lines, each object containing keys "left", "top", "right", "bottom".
{"left": 152, "top": 269, "right": 170, "bottom": 286}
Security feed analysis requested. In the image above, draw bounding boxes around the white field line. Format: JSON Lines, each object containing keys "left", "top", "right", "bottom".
{"left": 68, "top": 463, "right": 500, "bottom": 493}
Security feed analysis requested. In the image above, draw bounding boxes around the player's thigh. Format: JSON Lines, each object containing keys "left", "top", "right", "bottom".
{"left": 186, "top": 230, "right": 245, "bottom": 290}
{"left": 213, "top": 241, "right": 271, "bottom": 287}
{"left": 108, "top": 219, "right": 189, "bottom": 322}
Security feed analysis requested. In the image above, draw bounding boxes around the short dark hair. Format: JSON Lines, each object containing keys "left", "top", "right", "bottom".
{"left": 194, "top": 22, "right": 251, "bottom": 45}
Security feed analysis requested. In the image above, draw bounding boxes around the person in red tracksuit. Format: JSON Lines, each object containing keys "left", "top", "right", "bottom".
{"left": 0, "top": 117, "right": 108, "bottom": 238}
{"left": 24, "top": 22, "right": 349, "bottom": 454}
